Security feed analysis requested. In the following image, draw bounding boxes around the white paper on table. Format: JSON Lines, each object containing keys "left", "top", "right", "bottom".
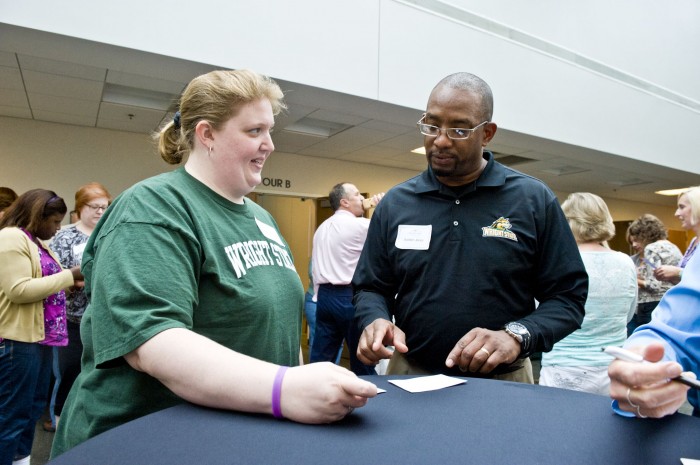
{"left": 388, "top": 374, "right": 466, "bottom": 393}
{"left": 681, "top": 459, "right": 700, "bottom": 465}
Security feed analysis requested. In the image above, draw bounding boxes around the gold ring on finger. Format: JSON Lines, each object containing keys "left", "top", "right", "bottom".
{"left": 478, "top": 347, "right": 491, "bottom": 358}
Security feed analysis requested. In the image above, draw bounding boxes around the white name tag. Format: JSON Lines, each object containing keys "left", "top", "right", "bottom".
{"left": 72, "top": 242, "right": 87, "bottom": 261}
{"left": 395, "top": 225, "right": 432, "bottom": 250}
{"left": 255, "top": 218, "right": 284, "bottom": 246}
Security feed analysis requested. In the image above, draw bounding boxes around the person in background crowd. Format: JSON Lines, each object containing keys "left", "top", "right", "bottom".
{"left": 49, "top": 182, "right": 112, "bottom": 429}
{"left": 539, "top": 193, "right": 637, "bottom": 395}
{"left": 304, "top": 260, "right": 341, "bottom": 364}
{"left": 0, "top": 187, "right": 18, "bottom": 219}
{"left": 608, "top": 252, "right": 700, "bottom": 419}
{"left": 0, "top": 189, "right": 82, "bottom": 465}
{"left": 310, "top": 183, "right": 383, "bottom": 375}
{"left": 654, "top": 186, "right": 700, "bottom": 285}
{"left": 352, "top": 72, "right": 587, "bottom": 382}
{"left": 626, "top": 214, "right": 682, "bottom": 335}
{"left": 51, "top": 69, "right": 376, "bottom": 458}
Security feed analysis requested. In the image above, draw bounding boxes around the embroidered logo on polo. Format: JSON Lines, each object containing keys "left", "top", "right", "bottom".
{"left": 481, "top": 217, "right": 518, "bottom": 242}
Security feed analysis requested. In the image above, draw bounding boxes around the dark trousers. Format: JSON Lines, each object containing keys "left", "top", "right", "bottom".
{"left": 56, "top": 321, "right": 82, "bottom": 416}
{"left": 310, "top": 284, "right": 375, "bottom": 376}
{"left": 627, "top": 301, "right": 659, "bottom": 336}
{"left": 0, "top": 340, "right": 53, "bottom": 465}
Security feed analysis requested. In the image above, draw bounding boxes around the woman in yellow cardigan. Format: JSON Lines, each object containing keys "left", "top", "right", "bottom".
{"left": 0, "top": 189, "right": 82, "bottom": 465}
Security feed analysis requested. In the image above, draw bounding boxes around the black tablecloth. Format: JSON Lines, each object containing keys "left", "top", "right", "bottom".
{"left": 49, "top": 375, "right": 700, "bottom": 464}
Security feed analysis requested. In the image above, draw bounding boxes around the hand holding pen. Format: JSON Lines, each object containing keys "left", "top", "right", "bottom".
{"left": 606, "top": 343, "right": 697, "bottom": 418}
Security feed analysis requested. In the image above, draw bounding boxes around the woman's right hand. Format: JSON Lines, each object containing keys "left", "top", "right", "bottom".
{"left": 69, "top": 265, "right": 84, "bottom": 284}
{"left": 653, "top": 265, "right": 682, "bottom": 284}
{"left": 280, "top": 362, "right": 378, "bottom": 423}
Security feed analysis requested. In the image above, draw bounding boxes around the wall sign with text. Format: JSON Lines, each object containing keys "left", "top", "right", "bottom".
{"left": 262, "top": 178, "right": 291, "bottom": 189}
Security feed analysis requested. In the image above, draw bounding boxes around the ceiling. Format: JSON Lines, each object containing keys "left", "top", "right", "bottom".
{"left": 1, "top": 24, "right": 696, "bottom": 207}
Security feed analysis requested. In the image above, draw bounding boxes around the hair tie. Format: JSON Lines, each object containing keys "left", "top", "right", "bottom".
{"left": 173, "top": 111, "right": 181, "bottom": 130}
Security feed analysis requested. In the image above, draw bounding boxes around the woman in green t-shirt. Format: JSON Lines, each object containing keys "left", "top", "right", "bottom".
{"left": 52, "top": 69, "right": 377, "bottom": 458}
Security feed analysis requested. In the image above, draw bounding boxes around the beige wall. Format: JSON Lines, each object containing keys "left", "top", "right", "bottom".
{"left": 0, "top": 115, "right": 682, "bottom": 231}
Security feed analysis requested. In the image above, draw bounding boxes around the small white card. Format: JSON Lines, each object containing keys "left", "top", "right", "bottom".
{"left": 395, "top": 225, "right": 432, "bottom": 250}
{"left": 681, "top": 459, "right": 700, "bottom": 465}
{"left": 255, "top": 218, "right": 284, "bottom": 246}
{"left": 388, "top": 374, "right": 466, "bottom": 393}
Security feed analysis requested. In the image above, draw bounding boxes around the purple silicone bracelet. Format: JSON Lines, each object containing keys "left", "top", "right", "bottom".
{"left": 272, "top": 366, "right": 288, "bottom": 419}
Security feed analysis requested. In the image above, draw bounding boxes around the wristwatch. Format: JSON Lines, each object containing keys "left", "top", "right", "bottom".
{"left": 503, "top": 322, "right": 532, "bottom": 358}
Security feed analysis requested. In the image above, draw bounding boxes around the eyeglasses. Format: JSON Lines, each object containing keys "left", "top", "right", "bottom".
{"left": 85, "top": 203, "right": 109, "bottom": 212}
{"left": 417, "top": 115, "right": 489, "bottom": 140}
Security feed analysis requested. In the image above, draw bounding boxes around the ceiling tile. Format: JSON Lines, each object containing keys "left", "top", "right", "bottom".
{"left": 0, "top": 105, "right": 32, "bottom": 118}
{"left": 0, "top": 88, "right": 29, "bottom": 108}
{"left": 307, "top": 109, "right": 367, "bottom": 126}
{"left": 106, "top": 70, "right": 187, "bottom": 95}
{"left": 0, "top": 51, "right": 17, "bottom": 67}
{"left": 18, "top": 54, "right": 106, "bottom": 81}
{"left": 97, "top": 102, "right": 167, "bottom": 133}
{"left": 28, "top": 93, "right": 99, "bottom": 117}
{"left": 32, "top": 110, "right": 97, "bottom": 126}
{"left": 0, "top": 66, "right": 25, "bottom": 91}
{"left": 22, "top": 70, "right": 104, "bottom": 100}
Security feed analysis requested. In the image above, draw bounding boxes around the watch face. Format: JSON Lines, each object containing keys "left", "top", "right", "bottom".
{"left": 507, "top": 322, "right": 528, "bottom": 335}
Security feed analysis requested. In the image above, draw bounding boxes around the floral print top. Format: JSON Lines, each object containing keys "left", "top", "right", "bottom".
{"left": 22, "top": 229, "right": 68, "bottom": 346}
{"left": 50, "top": 225, "right": 89, "bottom": 324}
{"left": 637, "top": 239, "right": 683, "bottom": 304}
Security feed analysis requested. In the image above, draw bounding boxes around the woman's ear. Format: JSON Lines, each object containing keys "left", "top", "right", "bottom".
{"left": 194, "top": 120, "right": 215, "bottom": 148}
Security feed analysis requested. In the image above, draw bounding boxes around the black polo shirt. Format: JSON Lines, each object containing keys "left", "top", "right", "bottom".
{"left": 353, "top": 152, "right": 588, "bottom": 376}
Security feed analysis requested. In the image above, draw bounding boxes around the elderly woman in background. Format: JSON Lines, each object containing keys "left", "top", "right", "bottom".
{"left": 0, "top": 187, "right": 18, "bottom": 219}
{"left": 49, "top": 182, "right": 112, "bottom": 426}
{"left": 539, "top": 193, "right": 637, "bottom": 395}
{"left": 626, "top": 214, "right": 682, "bottom": 335}
{"left": 0, "top": 189, "right": 82, "bottom": 465}
{"left": 654, "top": 186, "right": 700, "bottom": 285}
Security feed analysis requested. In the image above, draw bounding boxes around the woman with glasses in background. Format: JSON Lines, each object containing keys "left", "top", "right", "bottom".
{"left": 49, "top": 182, "right": 112, "bottom": 429}
{"left": 0, "top": 189, "right": 83, "bottom": 465}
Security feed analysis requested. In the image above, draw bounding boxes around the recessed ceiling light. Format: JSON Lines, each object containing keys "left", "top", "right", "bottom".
{"left": 656, "top": 187, "right": 696, "bottom": 196}
{"left": 282, "top": 117, "right": 350, "bottom": 138}
{"left": 102, "top": 83, "right": 178, "bottom": 111}
{"left": 540, "top": 165, "right": 590, "bottom": 176}
{"left": 607, "top": 178, "right": 652, "bottom": 187}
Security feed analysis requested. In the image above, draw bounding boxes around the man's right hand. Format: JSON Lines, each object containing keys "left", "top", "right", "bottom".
{"left": 356, "top": 318, "right": 408, "bottom": 365}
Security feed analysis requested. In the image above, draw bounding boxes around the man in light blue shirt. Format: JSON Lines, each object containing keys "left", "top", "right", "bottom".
{"left": 608, "top": 250, "right": 700, "bottom": 418}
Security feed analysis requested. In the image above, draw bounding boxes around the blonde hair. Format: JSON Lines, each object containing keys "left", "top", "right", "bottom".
{"left": 156, "top": 69, "right": 286, "bottom": 165}
{"left": 679, "top": 186, "right": 700, "bottom": 227}
{"left": 561, "top": 192, "right": 615, "bottom": 243}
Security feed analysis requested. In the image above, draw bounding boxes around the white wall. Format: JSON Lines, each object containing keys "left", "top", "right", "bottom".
{"left": 2, "top": 0, "right": 699, "bottom": 175}
{"left": 0, "top": 116, "right": 681, "bottom": 228}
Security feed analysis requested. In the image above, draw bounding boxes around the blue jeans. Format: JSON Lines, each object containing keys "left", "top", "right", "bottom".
{"left": 310, "top": 284, "right": 375, "bottom": 376}
{"left": 304, "top": 291, "right": 317, "bottom": 352}
{"left": 305, "top": 292, "right": 342, "bottom": 364}
{"left": 49, "top": 346, "right": 61, "bottom": 426}
{"left": 0, "top": 340, "right": 53, "bottom": 465}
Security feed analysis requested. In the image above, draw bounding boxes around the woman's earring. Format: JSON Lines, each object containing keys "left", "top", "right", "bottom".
{"left": 208, "top": 146, "right": 213, "bottom": 157}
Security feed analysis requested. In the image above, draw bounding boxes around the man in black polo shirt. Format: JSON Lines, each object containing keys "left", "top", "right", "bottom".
{"left": 352, "top": 72, "right": 588, "bottom": 382}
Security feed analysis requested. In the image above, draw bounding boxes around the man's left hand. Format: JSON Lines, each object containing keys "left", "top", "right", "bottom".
{"left": 445, "top": 328, "right": 520, "bottom": 374}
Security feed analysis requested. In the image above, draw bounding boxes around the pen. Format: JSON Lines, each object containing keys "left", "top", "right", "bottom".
{"left": 603, "top": 346, "right": 700, "bottom": 389}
